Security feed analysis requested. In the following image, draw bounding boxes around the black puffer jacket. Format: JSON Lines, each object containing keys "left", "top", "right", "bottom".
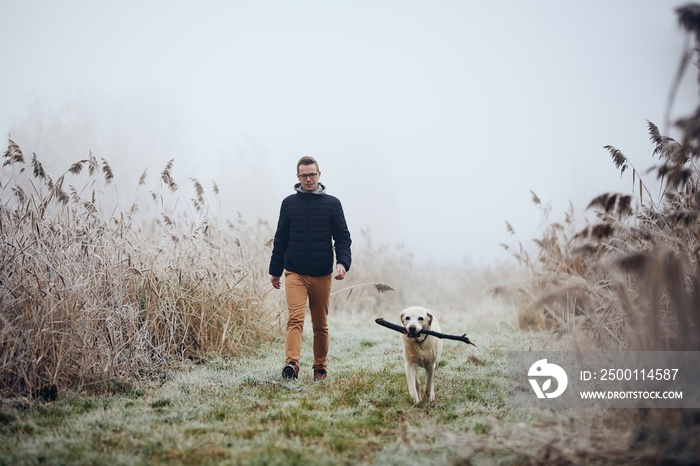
{"left": 269, "top": 183, "right": 352, "bottom": 277}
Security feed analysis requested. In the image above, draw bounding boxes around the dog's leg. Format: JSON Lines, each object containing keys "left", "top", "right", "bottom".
{"left": 414, "top": 374, "right": 422, "bottom": 404}
{"left": 424, "top": 362, "right": 437, "bottom": 404}
{"left": 404, "top": 363, "right": 421, "bottom": 404}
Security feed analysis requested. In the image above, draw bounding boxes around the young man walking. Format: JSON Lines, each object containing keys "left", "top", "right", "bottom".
{"left": 269, "top": 156, "right": 352, "bottom": 381}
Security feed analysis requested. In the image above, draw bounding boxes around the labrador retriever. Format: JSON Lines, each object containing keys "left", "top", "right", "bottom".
{"left": 400, "top": 306, "right": 443, "bottom": 404}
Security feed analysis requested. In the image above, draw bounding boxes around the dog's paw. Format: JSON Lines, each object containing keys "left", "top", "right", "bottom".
{"left": 421, "top": 392, "right": 436, "bottom": 405}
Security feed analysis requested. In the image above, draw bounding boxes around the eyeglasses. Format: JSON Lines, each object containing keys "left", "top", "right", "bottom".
{"left": 297, "top": 173, "right": 318, "bottom": 179}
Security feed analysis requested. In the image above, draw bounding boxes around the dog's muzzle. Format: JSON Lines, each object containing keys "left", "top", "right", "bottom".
{"left": 407, "top": 327, "right": 421, "bottom": 338}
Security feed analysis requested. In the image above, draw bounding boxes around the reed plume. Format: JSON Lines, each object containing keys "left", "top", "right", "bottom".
{"left": 2, "top": 138, "right": 24, "bottom": 166}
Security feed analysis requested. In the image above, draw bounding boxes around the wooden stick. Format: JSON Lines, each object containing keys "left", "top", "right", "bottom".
{"left": 374, "top": 318, "right": 477, "bottom": 347}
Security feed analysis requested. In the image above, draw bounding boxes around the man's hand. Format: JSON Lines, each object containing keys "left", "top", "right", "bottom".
{"left": 334, "top": 264, "right": 346, "bottom": 280}
{"left": 270, "top": 276, "right": 281, "bottom": 289}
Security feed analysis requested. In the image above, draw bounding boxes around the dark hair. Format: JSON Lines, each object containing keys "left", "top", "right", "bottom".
{"left": 297, "top": 156, "right": 319, "bottom": 173}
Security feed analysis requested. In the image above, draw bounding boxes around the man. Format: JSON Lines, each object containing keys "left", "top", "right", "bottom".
{"left": 269, "top": 156, "right": 352, "bottom": 381}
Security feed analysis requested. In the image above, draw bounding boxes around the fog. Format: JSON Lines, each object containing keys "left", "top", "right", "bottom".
{"left": 1, "top": 1, "right": 695, "bottom": 265}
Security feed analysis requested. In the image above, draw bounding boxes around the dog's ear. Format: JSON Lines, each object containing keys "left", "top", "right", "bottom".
{"left": 400, "top": 312, "right": 405, "bottom": 323}
{"left": 426, "top": 312, "right": 434, "bottom": 328}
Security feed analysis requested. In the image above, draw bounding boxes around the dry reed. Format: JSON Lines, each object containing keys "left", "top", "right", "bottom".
{"left": 0, "top": 144, "right": 276, "bottom": 402}
{"left": 497, "top": 4, "right": 700, "bottom": 462}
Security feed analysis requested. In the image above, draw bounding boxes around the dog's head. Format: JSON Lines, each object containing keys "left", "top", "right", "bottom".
{"left": 400, "top": 306, "right": 433, "bottom": 339}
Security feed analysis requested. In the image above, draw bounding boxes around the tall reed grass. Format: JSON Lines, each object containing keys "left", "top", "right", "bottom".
{"left": 0, "top": 144, "right": 277, "bottom": 401}
{"left": 504, "top": 7, "right": 700, "bottom": 352}
{"left": 500, "top": 4, "right": 700, "bottom": 462}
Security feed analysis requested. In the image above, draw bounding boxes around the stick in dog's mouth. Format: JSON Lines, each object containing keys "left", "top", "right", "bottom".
{"left": 374, "top": 318, "right": 478, "bottom": 347}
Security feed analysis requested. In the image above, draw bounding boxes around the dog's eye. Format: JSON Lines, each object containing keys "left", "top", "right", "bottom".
{"left": 418, "top": 317, "right": 424, "bottom": 321}
{"left": 404, "top": 316, "right": 410, "bottom": 321}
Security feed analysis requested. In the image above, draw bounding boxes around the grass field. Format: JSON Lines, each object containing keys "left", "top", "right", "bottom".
{"left": 3, "top": 295, "right": 695, "bottom": 465}
{"left": 0, "top": 301, "right": 619, "bottom": 466}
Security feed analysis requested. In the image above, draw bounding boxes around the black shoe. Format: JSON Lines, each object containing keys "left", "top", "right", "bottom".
{"left": 313, "top": 368, "right": 327, "bottom": 382}
{"left": 282, "top": 361, "right": 299, "bottom": 379}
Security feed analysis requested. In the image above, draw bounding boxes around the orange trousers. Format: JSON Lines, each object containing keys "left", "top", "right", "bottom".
{"left": 284, "top": 271, "right": 332, "bottom": 370}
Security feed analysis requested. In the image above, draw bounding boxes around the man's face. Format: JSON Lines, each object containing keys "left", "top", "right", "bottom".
{"left": 297, "top": 164, "right": 320, "bottom": 192}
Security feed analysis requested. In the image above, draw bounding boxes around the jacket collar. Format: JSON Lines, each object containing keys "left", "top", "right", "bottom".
{"left": 294, "top": 182, "right": 326, "bottom": 195}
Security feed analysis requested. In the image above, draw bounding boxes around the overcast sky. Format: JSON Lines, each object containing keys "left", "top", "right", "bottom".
{"left": 1, "top": 1, "right": 695, "bottom": 264}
